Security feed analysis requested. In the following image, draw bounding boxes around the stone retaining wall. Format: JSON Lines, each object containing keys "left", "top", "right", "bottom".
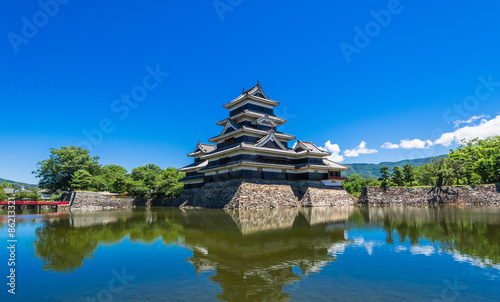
{"left": 60, "top": 180, "right": 355, "bottom": 210}
{"left": 175, "top": 179, "right": 355, "bottom": 209}
{"left": 61, "top": 191, "right": 176, "bottom": 210}
{"left": 58, "top": 183, "right": 500, "bottom": 210}
{"left": 359, "top": 184, "right": 500, "bottom": 206}
{"left": 301, "top": 187, "right": 356, "bottom": 207}
{"left": 61, "top": 191, "right": 137, "bottom": 210}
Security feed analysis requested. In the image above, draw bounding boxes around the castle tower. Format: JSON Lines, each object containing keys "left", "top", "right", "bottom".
{"left": 179, "top": 83, "right": 348, "bottom": 189}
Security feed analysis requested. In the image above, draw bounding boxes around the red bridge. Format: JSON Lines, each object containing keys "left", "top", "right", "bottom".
{"left": 0, "top": 201, "right": 68, "bottom": 205}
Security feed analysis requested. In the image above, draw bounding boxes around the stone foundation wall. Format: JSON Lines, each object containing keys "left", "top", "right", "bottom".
{"left": 61, "top": 191, "right": 136, "bottom": 210}
{"left": 175, "top": 179, "right": 355, "bottom": 209}
{"left": 61, "top": 192, "right": 177, "bottom": 210}
{"left": 359, "top": 184, "right": 500, "bottom": 206}
{"left": 301, "top": 187, "right": 356, "bottom": 207}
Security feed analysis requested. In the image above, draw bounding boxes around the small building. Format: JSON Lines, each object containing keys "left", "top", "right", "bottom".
{"left": 4, "top": 188, "right": 15, "bottom": 195}
{"left": 179, "top": 83, "right": 349, "bottom": 189}
{"left": 39, "top": 189, "right": 53, "bottom": 200}
{"left": 20, "top": 186, "right": 32, "bottom": 193}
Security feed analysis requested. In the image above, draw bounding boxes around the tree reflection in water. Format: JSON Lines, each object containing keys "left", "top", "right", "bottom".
{"left": 366, "top": 207, "right": 500, "bottom": 267}
{"left": 32, "top": 206, "right": 500, "bottom": 301}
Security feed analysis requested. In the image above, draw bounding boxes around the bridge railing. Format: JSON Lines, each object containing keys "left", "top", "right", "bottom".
{"left": 0, "top": 201, "right": 69, "bottom": 205}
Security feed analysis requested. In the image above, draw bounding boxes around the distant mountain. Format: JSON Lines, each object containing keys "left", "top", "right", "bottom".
{"left": 0, "top": 178, "right": 38, "bottom": 189}
{"left": 344, "top": 156, "right": 444, "bottom": 179}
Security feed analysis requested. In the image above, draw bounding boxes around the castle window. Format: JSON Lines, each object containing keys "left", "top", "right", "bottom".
{"left": 225, "top": 138, "right": 235, "bottom": 146}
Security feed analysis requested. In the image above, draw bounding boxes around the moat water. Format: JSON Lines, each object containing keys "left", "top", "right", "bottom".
{"left": 1, "top": 206, "right": 499, "bottom": 301}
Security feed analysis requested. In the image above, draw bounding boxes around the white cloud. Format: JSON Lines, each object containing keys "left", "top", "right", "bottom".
{"left": 400, "top": 139, "right": 434, "bottom": 149}
{"left": 435, "top": 114, "right": 500, "bottom": 146}
{"left": 322, "top": 140, "right": 345, "bottom": 162}
{"left": 381, "top": 142, "right": 399, "bottom": 149}
{"left": 409, "top": 245, "right": 435, "bottom": 256}
{"left": 453, "top": 114, "right": 488, "bottom": 128}
{"left": 394, "top": 246, "right": 408, "bottom": 253}
{"left": 343, "top": 141, "right": 378, "bottom": 157}
{"left": 352, "top": 237, "right": 383, "bottom": 256}
{"left": 380, "top": 113, "right": 500, "bottom": 150}
{"left": 381, "top": 139, "right": 433, "bottom": 150}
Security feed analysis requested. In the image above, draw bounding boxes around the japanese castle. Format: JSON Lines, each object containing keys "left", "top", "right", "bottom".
{"left": 179, "top": 83, "right": 349, "bottom": 189}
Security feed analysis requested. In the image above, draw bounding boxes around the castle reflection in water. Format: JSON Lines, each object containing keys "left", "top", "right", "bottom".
{"left": 31, "top": 206, "right": 500, "bottom": 302}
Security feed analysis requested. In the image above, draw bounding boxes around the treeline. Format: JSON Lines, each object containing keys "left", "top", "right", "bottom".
{"left": 0, "top": 183, "right": 11, "bottom": 200}
{"left": 32, "top": 146, "right": 185, "bottom": 198}
{"left": 0, "top": 182, "right": 43, "bottom": 201}
{"left": 344, "top": 136, "right": 500, "bottom": 196}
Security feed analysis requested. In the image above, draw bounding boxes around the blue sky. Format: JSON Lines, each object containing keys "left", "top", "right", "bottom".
{"left": 2, "top": 0, "right": 500, "bottom": 184}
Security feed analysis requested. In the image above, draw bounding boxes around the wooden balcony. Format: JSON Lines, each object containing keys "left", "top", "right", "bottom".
{"left": 328, "top": 176, "right": 347, "bottom": 180}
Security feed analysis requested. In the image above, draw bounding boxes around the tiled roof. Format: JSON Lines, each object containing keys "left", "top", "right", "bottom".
{"left": 241, "top": 82, "right": 269, "bottom": 100}
{"left": 301, "top": 141, "right": 324, "bottom": 153}
{"left": 179, "top": 160, "right": 209, "bottom": 171}
{"left": 323, "top": 158, "right": 350, "bottom": 170}
{"left": 199, "top": 143, "right": 216, "bottom": 153}
{"left": 224, "top": 82, "right": 279, "bottom": 109}
{"left": 228, "top": 119, "right": 241, "bottom": 130}
{"left": 293, "top": 141, "right": 328, "bottom": 154}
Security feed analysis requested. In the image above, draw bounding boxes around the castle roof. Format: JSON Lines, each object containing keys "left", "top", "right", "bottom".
{"left": 188, "top": 142, "right": 217, "bottom": 157}
{"left": 179, "top": 159, "right": 208, "bottom": 172}
{"left": 293, "top": 141, "right": 327, "bottom": 153}
{"left": 216, "top": 111, "right": 287, "bottom": 126}
{"left": 208, "top": 126, "right": 296, "bottom": 143}
{"left": 223, "top": 82, "right": 279, "bottom": 109}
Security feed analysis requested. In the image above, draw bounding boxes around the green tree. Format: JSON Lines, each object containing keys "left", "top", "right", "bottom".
{"left": 14, "top": 191, "right": 41, "bottom": 201}
{"left": 450, "top": 137, "right": 500, "bottom": 185}
{"left": 156, "top": 168, "right": 185, "bottom": 198}
{"left": 447, "top": 158, "right": 465, "bottom": 185}
{"left": 90, "top": 174, "right": 108, "bottom": 192}
{"left": 131, "top": 164, "right": 164, "bottom": 196}
{"left": 391, "top": 166, "right": 405, "bottom": 186}
{"left": 379, "top": 166, "right": 391, "bottom": 187}
{"left": 424, "top": 157, "right": 452, "bottom": 187}
{"left": 2, "top": 182, "right": 13, "bottom": 188}
{"left": 493, "top": 153, "right": 500, "bottom": 183}
{"left": 343, "top": 174, "right": 365, "bottom": 194}
{"left": 92, "top": 165, "right": 129, "bottom": 192}
{"left": 343, "top": 174, "right": 380, "bottom": 196}
{"left": 33, "top": 146, "right": 101, "bottom": 192}
{"left": 112, "top": 174, "right": 133, "bottom": 194}
{"left": 127, "top": 180, "right": 151, "bottom": 198}
{"left": 403, "top": 164, "right": 415, "bottom": 186}
{"left": 0, "top": 187, "right": 7, "bottom": 201}
{"left": 70, "top": 169, "right": 93, "bottom": 190}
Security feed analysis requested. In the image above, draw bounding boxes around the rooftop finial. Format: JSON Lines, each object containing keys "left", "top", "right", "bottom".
{"left": 257, "top": 80, "right": 260, "bottom": 85}
{"left": 242, "top": 87, "right": 245, "bottom": 93}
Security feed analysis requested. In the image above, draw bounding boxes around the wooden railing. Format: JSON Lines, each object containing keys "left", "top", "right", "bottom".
{"left": 328, "top": 176, "right": 347, "bottom": 180}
